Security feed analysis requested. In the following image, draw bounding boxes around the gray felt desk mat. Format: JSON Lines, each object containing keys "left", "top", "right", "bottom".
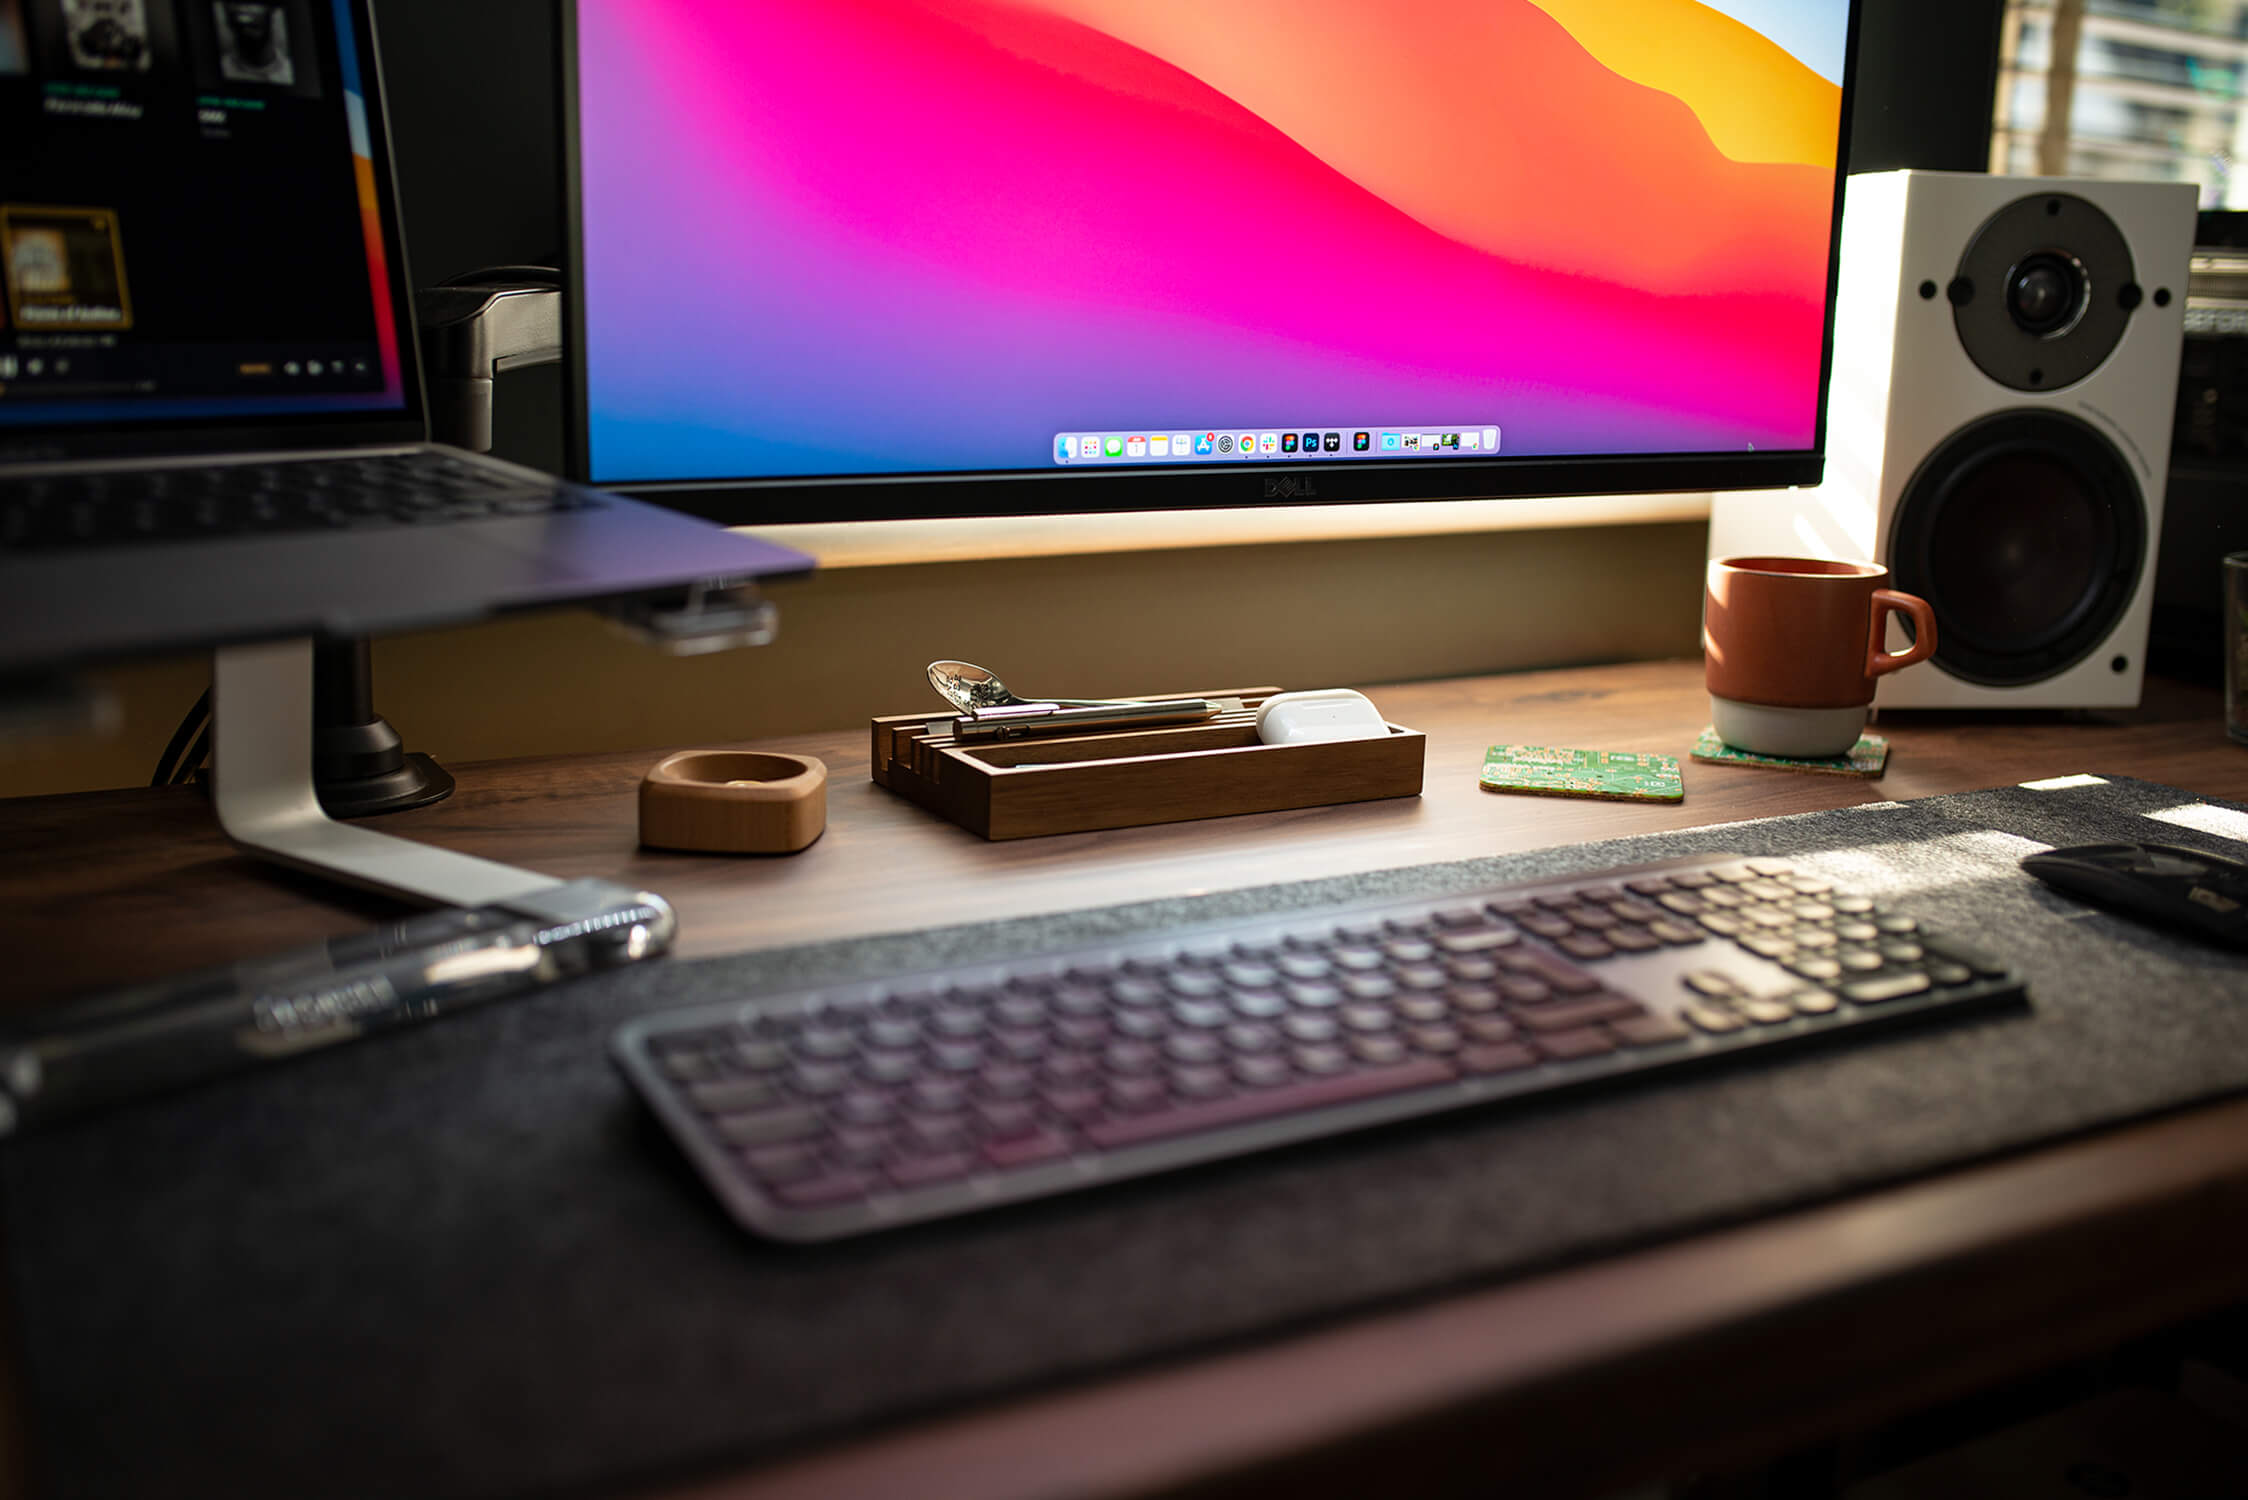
{"left": 6, "top": 775, "right": 2248, "bottom": 1500}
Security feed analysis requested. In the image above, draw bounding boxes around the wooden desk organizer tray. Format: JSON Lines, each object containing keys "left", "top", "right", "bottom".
{"left": 871, "top": 688, "right": 1425, "bottom": 840}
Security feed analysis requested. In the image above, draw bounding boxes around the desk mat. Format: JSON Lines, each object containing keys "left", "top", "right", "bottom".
{"left": 7, "top": 775, "right": 2248, "bottom": 1500}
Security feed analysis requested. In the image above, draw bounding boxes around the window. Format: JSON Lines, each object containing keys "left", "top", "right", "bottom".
{"left": 1996, "top": 0, "right": 2248, "bottom": 204}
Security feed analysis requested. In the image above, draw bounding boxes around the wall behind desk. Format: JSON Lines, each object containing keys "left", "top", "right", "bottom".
{"left": 0, "top": 523, "right": 1704, "bottom": 797}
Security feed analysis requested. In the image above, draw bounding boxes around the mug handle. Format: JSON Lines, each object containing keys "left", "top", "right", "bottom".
{"left": 1867, "top": 589, "right": 1937, "bottom": 677}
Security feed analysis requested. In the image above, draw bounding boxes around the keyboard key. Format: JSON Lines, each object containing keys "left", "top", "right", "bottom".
{"left": 1459, "top": 1042, "right": 1538, "bottom": 1075}
{"left": 1608, "top": 926, "right": 1660, "bottom": 954}
{"left": 1164, "top": 1033, "right": 1223, "bottom": 1065}
{"left": 1042, "top": 1086, "right": 1105, "bottom": 1121}
{"left": 1436, "top": 928, "right": 1519, "bottom": 953}
{"left": 1231, "top": 990, "right": 1287, "bottom": 1019}
{"left": 1110, "top": 1077, "right": 1167, "bottom": 1111}
{"left": 1461, "top": 1016, "right": 1518, "bottom": 1044}
{"left": 1170, "top": 1066, "right": 1232, "bottom": 1098}
{"left": 1349, "top": 1035, "right": 1408, "bottom": 1066}
{"left": 1409, "top": 1024, "right": 1462, "bottom": 1054}
{"left": 1683, "top": 1004, "right": 1744, "bottom": 1035}
{"left": 1225, "top": 1022, "right": 1279, "bottom": 1053}
{"left": 712, "top": 1106, "right": 824, "bottom": 1146}
{"left": 1234, "top": 1055, "right": 1293, "bottom": 1088}
{"left": 743, "top": 1145, "right": 819, "bottom": 1183}
{"left": 1840, "top": 972, "right": 1932, "bottom": 1004}
{"left": 833, "top": 1092, "right": 894, "bottom": 1126}
{"left": 775, "top": 1173, "right": 873, "bottom": 1208}
{"left": 1610, "top": 1012, "right": 1690, "bottom": 1046}
{"left": 659, "top": 1049, "right": 719, "bottom": 1083}
{"left": 976, "top": 1101, "right": 1039, "bottom": 1138}
{"left": 906, "top": 1115, "right": 971, "bottom": 1152}
{"left": 1533, "top": 1027, "right": 1614, "bottom": 1061}
{"left": 911, "top": 1078, "right": 968, "bottom": 1112}
{"left": 985, "top": 1130, "right": 1072, "bottom": 1170}
{"left": 1085, "top": 1058, "right": 1456, "bottom": 1149}
{"left": 1514, "top": 994, "right": 1646, "bottom": 1032}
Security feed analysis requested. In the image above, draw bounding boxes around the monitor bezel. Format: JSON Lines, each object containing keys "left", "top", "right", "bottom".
{"left": 0, "top": 0, "right": 429, "bottom": 466}
{"left": 561, "top": 0, "right": 1859, "bottom": 527}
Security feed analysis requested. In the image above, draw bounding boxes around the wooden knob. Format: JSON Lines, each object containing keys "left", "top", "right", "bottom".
{"left": 638, "top": 751, "right": 827, "bottom": 854}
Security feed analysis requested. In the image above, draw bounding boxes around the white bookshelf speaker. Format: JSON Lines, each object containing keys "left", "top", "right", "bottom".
{"left": 1709, "top": 170, "right": 2196, "bottom": 708}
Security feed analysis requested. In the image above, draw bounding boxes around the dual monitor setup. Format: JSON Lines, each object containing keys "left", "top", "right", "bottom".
{"left": 1, "top": 0, "right": 1860, "bottom": 896}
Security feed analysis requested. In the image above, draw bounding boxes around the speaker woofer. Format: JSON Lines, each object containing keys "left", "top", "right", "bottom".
{"left": 1887, "top": 410, "right": 2145, "bottom": 686}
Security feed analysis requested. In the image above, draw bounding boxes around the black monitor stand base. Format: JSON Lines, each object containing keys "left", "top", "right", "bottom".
{"left": 311, "top": 639, "right": 453, "bottom": 819}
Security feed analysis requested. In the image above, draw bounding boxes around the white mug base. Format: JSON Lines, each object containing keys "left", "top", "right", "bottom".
{"left": 1710, "top": 696, "right": 1869, "bottom": 759}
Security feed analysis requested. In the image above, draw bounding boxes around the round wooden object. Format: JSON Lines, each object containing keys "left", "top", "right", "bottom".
{"left": 638, "top": 750, "right": 827, "bottom": 854}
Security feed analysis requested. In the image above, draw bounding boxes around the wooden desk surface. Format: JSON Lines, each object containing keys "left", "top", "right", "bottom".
{"left": 4, "top": 659, "right": 2247, "bottom": 1497}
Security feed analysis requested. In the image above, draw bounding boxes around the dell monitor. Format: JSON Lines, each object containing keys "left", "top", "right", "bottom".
{"left": 566, "top": 0, "right": 1859, "bottom": 524}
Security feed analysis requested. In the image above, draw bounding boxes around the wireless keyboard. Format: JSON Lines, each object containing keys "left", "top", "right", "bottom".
{"left": 612, "top": 853, "right": 2025, "bottom": 1242}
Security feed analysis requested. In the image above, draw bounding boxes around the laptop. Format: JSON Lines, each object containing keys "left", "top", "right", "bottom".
{"left": 0, "top": 0, "right": 810, "bottom": 679}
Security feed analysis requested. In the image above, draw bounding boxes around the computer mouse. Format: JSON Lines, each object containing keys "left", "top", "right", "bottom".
{"left": 2020, "top": 842, "right": 2248, "bottom": 952}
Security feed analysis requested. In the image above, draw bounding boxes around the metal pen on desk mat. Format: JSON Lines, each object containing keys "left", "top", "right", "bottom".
{"left": 0, "top": 878, "right": 674, "bottom": 1135}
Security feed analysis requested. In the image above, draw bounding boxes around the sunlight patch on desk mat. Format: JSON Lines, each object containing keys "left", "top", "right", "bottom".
{"left": 5, "top": 776, "right": 2247, "bottom": 1500}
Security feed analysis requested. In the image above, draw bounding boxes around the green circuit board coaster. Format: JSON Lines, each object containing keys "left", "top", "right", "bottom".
{"left": 1479, "top": 745, "right": 1684, "bottom": 803}
{"left": 1690, "top": 727, "right": 1890, "bottom": 778}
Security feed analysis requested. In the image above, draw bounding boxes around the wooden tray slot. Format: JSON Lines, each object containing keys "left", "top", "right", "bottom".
{"left": 956, "top": 720, "right": 1266, "bottom": 769}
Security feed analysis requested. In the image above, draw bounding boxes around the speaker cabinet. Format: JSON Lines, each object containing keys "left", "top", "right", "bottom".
{"left": 1709, "top": 170, "right": 2196, "bottom": 708}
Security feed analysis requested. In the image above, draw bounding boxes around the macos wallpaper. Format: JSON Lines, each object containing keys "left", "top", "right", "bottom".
{"left": 576, "top": 0, "right": 1849, "bottom": 483}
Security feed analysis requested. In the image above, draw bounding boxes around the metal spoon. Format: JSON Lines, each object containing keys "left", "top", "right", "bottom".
{"left": 926, "top": 660, "right": 1147, "bottom": 712}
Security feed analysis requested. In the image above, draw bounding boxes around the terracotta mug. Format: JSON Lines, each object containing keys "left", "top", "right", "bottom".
{"left": 1703, "top": 556, "right": 1938, "bottom": 758}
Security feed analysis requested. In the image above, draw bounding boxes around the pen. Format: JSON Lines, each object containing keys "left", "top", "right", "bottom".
{"left": 0, "top": 879, "right": 675, "bottom": 1135}
{"left": 947, "top": 698, "right": 1227, "bottom": 742}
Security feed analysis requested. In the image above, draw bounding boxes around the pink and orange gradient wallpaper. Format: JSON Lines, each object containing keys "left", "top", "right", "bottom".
{"left": 576, "top": 0, "right": 1848, "bottom": 483}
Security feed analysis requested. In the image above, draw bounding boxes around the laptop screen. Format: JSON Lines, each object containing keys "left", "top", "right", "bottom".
{"left": 0, "top": 0, "right": 410, "bottom": 431}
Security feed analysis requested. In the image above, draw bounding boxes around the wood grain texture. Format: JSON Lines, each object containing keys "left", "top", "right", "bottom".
{"left": 3, "top": 659, "right": 2242, "bottom": 1005}
{"left": 3, "top": 659, "right": 2248, "bottom": 1498}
